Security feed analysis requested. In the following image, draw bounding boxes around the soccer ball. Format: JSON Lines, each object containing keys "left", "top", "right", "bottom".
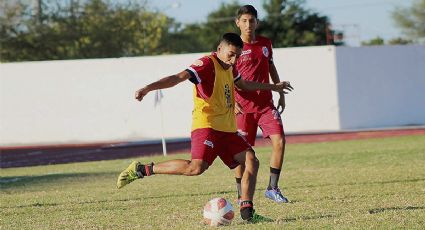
{"left": 203, "top": 197, "right": 234, "bottom": 226}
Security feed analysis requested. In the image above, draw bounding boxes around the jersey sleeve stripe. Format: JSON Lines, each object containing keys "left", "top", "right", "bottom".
{"left": 186, "top": 67, "right": 201, "bottom": 84}
{"left": 234, "top": 73, "right": 241, "bottom": 82}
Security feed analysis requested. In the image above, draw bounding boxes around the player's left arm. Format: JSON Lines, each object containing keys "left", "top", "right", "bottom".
{"left": 269, "top": 61, "right": 288, "bottom": 113}
{"left": 135, "top": 70, "right": 191, "bottom": 101}
{"left": 268, "top": 40, "right": 293, "bottom": 113}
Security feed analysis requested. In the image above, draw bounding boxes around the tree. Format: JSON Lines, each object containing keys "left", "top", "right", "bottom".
{"left": 0, "top": 0, "right": 172, "bottom": 62}
{"left": 0, "top": 1, "right": 33, "bottom": 61}
{"left": 259, "top": 0, "right": 335, "bottom": 47}
{"left": 1, "top": 0, "right": 343, "bottom": 61}
{"left": 388, "top": 37, "right": 413, "bottom": 45}
{"left": 201, "top": 2, "right": 240, "bottom": 50}
{"left": 361, "top": 36, "right": 414, "bottom": 46}
{"left": 361, "top": 37, "right": 385, "bottom": 46}
{"left": 171, "top": 1, "right": 240, "bottom": 53}
{"left": 392, "top": 0, "right": 425, "bottom": 43}
{"left": 157, "top": 23, "right": 206, "bottom": 54}
{"left": 166, "top": 0, "right": 338, "bottom": 54}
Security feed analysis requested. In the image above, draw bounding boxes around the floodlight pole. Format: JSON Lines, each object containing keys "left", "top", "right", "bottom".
{"left": 326, "top": 23, "right": 333, "bottom": 45}
{"left": 33, "top": 0, "right": 43, "bottom": 23}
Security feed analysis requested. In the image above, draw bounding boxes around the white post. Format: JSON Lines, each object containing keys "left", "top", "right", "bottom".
{"left": 159, "top": 99, "right": 167, "bottom": 156}
{"left": 155, "top": 89, "right": 167, "bottom": 156}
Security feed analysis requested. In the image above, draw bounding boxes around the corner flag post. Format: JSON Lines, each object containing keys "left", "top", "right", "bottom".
{"left": 154, "top": 89, "right": 167, "bottom": 156}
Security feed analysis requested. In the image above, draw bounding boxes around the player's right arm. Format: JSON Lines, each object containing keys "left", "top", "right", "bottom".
{"left": 135, "top": 71, "right": 191, "bottom": 101}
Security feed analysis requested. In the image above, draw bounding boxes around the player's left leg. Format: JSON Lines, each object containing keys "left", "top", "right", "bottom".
{"left": 258, "top": 107, "right": 289, "bottom": 203}
{"left": 265, "top": 133, "right": 289, "bottom": 203}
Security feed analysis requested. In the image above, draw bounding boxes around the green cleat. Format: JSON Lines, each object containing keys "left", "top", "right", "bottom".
{"left": 116, "top": 161, "right": 143, "bottom": 189}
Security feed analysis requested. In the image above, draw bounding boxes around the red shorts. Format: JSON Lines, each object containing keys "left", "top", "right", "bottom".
{"left": 236, "top": 106, "right": 284, "bottom": 146}
{"left": 191, "top": 128, "right": 252, "bottom": 169}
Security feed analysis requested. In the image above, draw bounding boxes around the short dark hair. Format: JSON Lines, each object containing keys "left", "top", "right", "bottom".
{"left": 221, "top": 33, "right": 243, "bottom": 49}
{"left": 237, "top": 5, "right": 258, "bottom": 19}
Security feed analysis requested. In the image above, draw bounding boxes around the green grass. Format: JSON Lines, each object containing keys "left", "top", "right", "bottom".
{"left": 1, "top": 135, "right": 425, "bottom": 229}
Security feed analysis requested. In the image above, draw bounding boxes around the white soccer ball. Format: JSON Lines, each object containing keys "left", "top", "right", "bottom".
{"left": 203, "top": 197, "right": 235, "bottom": 227}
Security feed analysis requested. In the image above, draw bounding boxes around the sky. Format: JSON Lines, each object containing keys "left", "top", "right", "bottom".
{"left": 144, "top": 0, "right": 415, "bottom": 46}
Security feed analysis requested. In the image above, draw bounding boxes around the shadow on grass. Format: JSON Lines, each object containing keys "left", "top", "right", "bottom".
{"left": 0, "top": 172, "right": 116, "bottom": 190}
{"left": 251, "top": 213, "right": 274, "bottom": 223}
{"left": 292, "top": 178, "right": 425, "bottom": 189}
{"left": 112, "top": 187, "right": 298, "bottom": 203}
{"left": 113, "top": 189, "right": 237, "bottom": 202}
{"left": 235, "top": 213, "right": 337, "bottom": 225}
{"left": 368, "top": 206, "right": 425, "bottom": 214}
{"left": 2, "top": 174, "right": 290, "bottom": 209}
{"left": 4, "top": 187, "right": 272, "bottom": 209}
{"left": 2, "top": 188, "right": 238, "bottom": 209}
{"left": 236, "top": 213, "right": 275, "bottom": 225}
{"left": 276, "top": 214, "right": 337, "bottom": 223}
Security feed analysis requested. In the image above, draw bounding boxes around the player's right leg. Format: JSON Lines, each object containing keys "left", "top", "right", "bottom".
{"left": 154, "top": 159, "right": 208, "bottom": 176}
{"left": 116, "top": 159, "right": 208, "bottom": 189}
{"left": 117, "top": 161, "right": 153, "bottom": 189}
{"left": 117, "top": 128, "right": 216, "bottom": 189}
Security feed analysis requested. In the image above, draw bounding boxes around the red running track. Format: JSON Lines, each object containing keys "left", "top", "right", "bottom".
{"left": 1, "top": 128, "right": 424, "bottom": 168}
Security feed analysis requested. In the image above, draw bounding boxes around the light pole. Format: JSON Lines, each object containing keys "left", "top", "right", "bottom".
{"left": 33, "top": 0, "right": 43, "bottom": 23}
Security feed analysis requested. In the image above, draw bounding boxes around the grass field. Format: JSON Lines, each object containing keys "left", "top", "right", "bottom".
{"left": 1, "top": 135, "right": 425, "bottom": 229}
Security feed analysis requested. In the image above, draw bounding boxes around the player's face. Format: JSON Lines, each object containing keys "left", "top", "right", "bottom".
{"left": 217, "top": 43, "right": 242, "bottom": 69}
{"left": 236, "top": 14, "right": 258, "bottom": 36}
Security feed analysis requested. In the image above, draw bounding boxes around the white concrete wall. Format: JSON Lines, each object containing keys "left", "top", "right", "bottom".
{"left": 0, "top": 54, "right": 199, "bottom": 146}
{"left": 1, "top": 45, "right": 424, "bottom": 146}
{"left": 273, "top": 46, "right": 340, "bottom": 133}
{"left": 335, "top": 45, "right": 425, "bottom": 129}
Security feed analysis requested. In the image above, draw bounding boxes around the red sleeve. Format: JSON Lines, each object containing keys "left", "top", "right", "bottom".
{"left": 186, "top": 56, "right": 215, "bottom": 99}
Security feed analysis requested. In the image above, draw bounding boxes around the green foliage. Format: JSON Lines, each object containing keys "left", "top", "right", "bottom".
{"left": 361, "top": 36, "right": 385, "bottom": 46}
{"left": 259, "top": 0, "right": 332, "bottom": 47}
{"left": 0, "top": 0, "right": 341, "bottom": 61}
{"left": 201, "top": 2, "right": 240, "bottom": 50}
{"left": 361, "top": 36, "right": 413, "bottom": 46}
{"left": 172, "top": 0, "right": 335, "bottom": 52}
{"left": 392, "top": 0, "right": 425, "bottom": 43}
{"left": 1, "top": 136, "right": 425, "bottom": 229}
{"left": 388, "top": 37, "right": 413, "bottom": 45}
{"left": 0, "top": 0, "right": 172, "bottom": 62}
{"left": 174, "top": 1, "right": 240, "bottom": 53}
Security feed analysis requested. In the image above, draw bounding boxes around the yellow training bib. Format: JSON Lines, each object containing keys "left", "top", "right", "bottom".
{"left": 191, "top": 56, "right": 236, "bottom": 132}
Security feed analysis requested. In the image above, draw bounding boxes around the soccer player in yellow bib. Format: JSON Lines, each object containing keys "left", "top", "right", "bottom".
{"left": 116, "top": 33, "right": 293, "bottom": 221}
